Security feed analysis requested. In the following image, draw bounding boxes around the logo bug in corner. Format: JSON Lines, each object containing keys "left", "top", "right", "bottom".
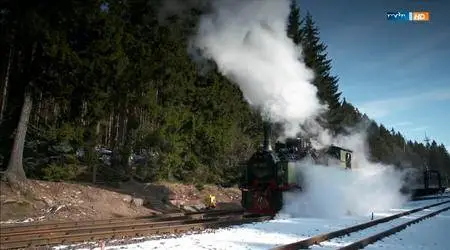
{"left": 411, "top": 12, "right": 430, "bottom": 21}
{"left": 387, "top": 11, "right": 430, "bottom": 22}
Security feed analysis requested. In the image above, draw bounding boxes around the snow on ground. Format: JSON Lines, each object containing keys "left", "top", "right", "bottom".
{"left": 0, "top": 216, "right": 46, "bottom": 224}
{"left": 56, "top": 196, "right": 450, "bottom": 250}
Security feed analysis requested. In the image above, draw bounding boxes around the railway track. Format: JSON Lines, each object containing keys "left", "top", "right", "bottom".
{"left": 271, "top": 199, "right": 450, "bottom": 250}
{"left": 411, "top": 194, "right": 450, "bottom": 201}
{"left": 0, "top": 208, "right": 242, "bottom": 233}
{"left": 0, "top": 209, "right": 270, "bottom": 249}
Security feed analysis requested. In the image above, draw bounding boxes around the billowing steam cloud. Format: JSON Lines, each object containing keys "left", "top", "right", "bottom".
{"left": 191, "top": 0, "right": 325, "bottom": 137}
{"left": 189, "top": 0, "right": 409, "bottom": 218}
{"left": 280, "top": 130, "right": 409, "bottom": 218}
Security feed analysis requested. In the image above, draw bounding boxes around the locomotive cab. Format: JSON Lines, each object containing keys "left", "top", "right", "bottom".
{"left": 326, "top": 145, "right": 353, "bottom": 169}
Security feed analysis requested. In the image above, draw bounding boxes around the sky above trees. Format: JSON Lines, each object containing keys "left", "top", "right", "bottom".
{"left": 297, "top": 0, "right": 450, "bottom": 149}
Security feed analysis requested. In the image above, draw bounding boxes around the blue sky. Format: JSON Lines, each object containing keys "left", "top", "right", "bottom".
{"left": 297, "top": 0, "right": 450, "bottom": 150}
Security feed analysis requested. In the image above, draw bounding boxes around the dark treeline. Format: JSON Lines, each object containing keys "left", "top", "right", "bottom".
{"left": 0, "top": 0, "right": 449, "bottom": 187}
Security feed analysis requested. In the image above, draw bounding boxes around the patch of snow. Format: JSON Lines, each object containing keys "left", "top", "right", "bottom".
{"left": 0, "top": 216, "right": 46, "bottom": 224}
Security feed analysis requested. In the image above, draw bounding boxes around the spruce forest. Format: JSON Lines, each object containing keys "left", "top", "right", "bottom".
{"left": 0, "top": 0, "right": 449, "bottom": 187}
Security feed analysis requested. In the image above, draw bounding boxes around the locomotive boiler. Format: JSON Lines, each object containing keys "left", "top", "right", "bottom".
{"left": 240, "top": 122, "right": 353, "bottom": 215}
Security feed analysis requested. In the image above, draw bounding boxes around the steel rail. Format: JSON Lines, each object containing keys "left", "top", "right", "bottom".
{"left": 0, "top": 208, "right": 243, "bottom": 234}
{"left": 270, "top": 199, "right": 450, "bottom": 250}
{"left": 338, "top": 205, "right": 450, "bottom": 250}
{"left": 1, "top": 213, "right": 249, "bottom": 241}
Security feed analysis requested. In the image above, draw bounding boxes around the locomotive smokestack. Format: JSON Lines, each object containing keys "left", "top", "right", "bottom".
{"left": 263, "top": 121, "right": 272, "bottom": 151}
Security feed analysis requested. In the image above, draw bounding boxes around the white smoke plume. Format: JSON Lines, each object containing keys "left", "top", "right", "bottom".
{"left": 191, "top": 0, "right": 325, "bottom": 138}
{"left": 280, "top": 162, "right": 409, "bottom": 218}
{"left": 190, "top": 0, "right": 409, "bottom": 218}
{"left": 279, "top": 129, "right": 410, "bottom": 218}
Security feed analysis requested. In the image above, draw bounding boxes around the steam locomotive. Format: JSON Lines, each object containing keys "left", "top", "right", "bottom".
{"left": 240, "top": 122, "right": 353, "bottom": 215}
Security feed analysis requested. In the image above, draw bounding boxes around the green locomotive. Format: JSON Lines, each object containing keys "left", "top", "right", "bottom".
{"left": 240, "top": 122, "right": 353, "bottom": 214}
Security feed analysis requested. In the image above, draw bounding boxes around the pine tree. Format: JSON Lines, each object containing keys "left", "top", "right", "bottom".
{"left": 1, "top": 0, "right": 83, "bottom": 184}
{"left": 2, "top": 0, "right": 449, "bottom": 187}
{"left": 287, "top": 0, "right": 304, "bottom": 45}
{"left": 301, "top": 12, "right": 342, "bottom": 133}
{"left": 340, "top": 98, "right": 362, "bottom": 130}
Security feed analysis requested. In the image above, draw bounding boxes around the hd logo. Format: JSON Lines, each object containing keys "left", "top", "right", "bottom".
{"left": 386, "top": 11, "right": 430, "bottom": 22}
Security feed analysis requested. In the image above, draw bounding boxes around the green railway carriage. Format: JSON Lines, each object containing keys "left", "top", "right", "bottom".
{"left": 326, "top": 145, "right": 353, "bottom": 169}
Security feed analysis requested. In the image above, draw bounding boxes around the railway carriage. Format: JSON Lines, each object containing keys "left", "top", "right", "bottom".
{"left": 402, "top": 168, "right": 446, "bottom": 197}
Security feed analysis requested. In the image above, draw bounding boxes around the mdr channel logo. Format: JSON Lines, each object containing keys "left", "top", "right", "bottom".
{"left": 386, "top": 11, "right": 430, "bottom": 22}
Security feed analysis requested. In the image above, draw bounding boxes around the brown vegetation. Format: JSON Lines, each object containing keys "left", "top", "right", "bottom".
{"left": 0, "top": 179, "right": 242, "bottom": 224}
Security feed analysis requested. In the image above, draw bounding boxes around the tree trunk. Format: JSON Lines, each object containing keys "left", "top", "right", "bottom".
{"left": 123, "top": 107, "right": 138, "bottom": 180}
{"left": 0, "top": 46, "right": 14, "bottom": 123}
{"left": 116, "top": 105, "right": 127, "bottom": 163}
{"left": 92, "top": 121, "right": 101, "bottom": 184}
{"left": 34, "top": 91, "right": 42, "bottom": 125}
{"left": 5, "top": 86, "right": 33, "bottom": 184}
{"left": 107, "top": 112, "right": 113, "bottom": 146}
